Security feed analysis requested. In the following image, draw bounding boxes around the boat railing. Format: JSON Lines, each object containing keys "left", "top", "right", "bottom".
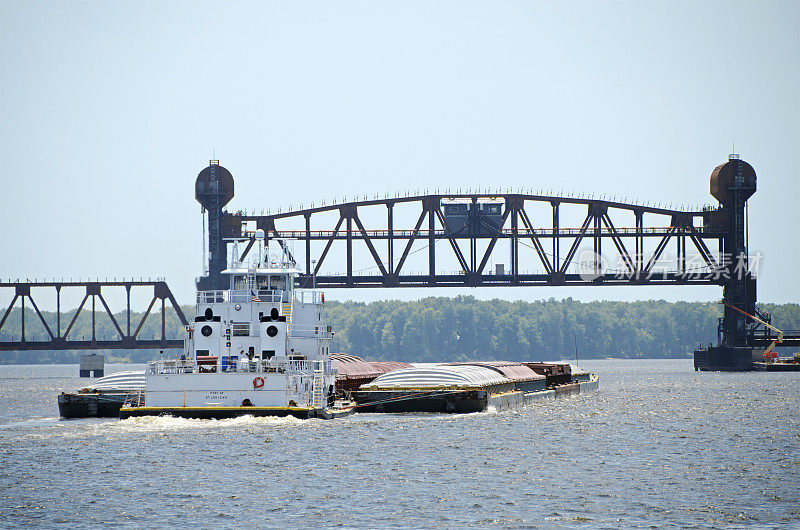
{"left": 196, "top": 290, "right": 288, "bottom": 304}
{"left": 123, "top": 389, "right": 145, "bottom": 407}
{"left": 148, "top": 359, "right": 198, "bottom": 375}
{"left": 288, "top": 325, "right": 333, "bottom": 340}
{"left": 228, "top": 360, "right": 258, "bottom": 373}
{"left": 147, "top": 357, "right": 333, "bottom": 375}
{"left": 287, "top": 359, "right": 329, "bottom": 374}
{"left": 229, "top": 358, "right": 325, "bottom": 374}
{"left": 231, "top": 290, "right": 286, "bottom": 303}
{"left": 197, "top": 290, "right": 227, "bottom": 303}
{"left": 293, "top": 290, "right": 324, "bottom": 304}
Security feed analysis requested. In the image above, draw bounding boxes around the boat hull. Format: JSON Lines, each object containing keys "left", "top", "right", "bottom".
{"left": 752, "top": 361, "right": 800, "bottom": 372}
{"left": 351, "top": 375, "right": 599, "bottom": 414}
{"left": 58, "top": 392, "right": 132, "bottom": 419}
{"left": 352, "top": 389, "right": 492, "bottom": 413}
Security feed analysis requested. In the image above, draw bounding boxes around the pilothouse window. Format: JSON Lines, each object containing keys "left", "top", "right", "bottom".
{"left": 233, "top": 275, "right": 248, "bottom": 290}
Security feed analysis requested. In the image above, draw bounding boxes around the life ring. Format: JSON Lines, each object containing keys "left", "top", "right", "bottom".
{"left": 253, "top": 376, "right": 265, "bottom": 389}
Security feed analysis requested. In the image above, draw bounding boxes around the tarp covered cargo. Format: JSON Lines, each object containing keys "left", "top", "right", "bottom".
{"left": 331, "top": 353, "right": 382, "bottom": 392}
{"left": 370, "top": 361, "right": 413, "bottom": 374}
{"left": 360, "top": 365, "right": 510, "bottom": 390}
{"left": 451, "top": 362, "right": 545, "bottom": 383}
{"left": 331, "top": 353, "right": 381, "bottom": 380}
{"left": 522, "top": 362, "right": 571, "bottom": 376}
{"left": 81, "top": 371, "right": 145, "bottom": 391}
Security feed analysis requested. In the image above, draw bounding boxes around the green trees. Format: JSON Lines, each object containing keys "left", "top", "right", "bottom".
{"left": 323, "top": 298, "right": 800, "bottom": 362}
{"left": 1, "top": 299, "right": 798, "bottom": 363}
{"left": 0, "top": 305, "right": 191, "bottom": 364}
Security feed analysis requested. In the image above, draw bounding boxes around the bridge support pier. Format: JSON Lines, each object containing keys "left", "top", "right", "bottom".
{"left": 694, "top": 346, "right": 754, "bottom": 372}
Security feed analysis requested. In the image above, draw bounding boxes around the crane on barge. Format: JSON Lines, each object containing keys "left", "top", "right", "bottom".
{"left": 720, "top": 301, "right": 782, "bottom": 360}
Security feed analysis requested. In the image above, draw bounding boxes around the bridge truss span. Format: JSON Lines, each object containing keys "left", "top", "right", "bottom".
{"left": 223, "top": 194, "right": 728, "bottom": 289}
{"left": 0, "top": 280, "right": 189, "bottom": 351}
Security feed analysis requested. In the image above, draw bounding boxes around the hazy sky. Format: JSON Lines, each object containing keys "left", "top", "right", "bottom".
{"left": 1, "top": 0, "right": 798, "bottom": 309}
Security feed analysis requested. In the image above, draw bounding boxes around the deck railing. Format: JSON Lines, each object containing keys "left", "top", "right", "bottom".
{"left": 293, "top": 290, "right": 324, "bottom": 304}
{"left": 148, "top": 358, "right": 331, "bottom": 375}
{"left": 289, "top": 325, "right": 333, "bottom": 340}
{"left": 197, "top": 288, "right": 326, "bottom": 305}
{"left": 197, "top": 290, "right": 288, "bottom": 304}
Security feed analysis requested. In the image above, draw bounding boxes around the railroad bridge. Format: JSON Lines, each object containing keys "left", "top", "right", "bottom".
{"left": 0, "top": 280, "right": 188, "bottom": 352}
{"left": 2, "top": 156, "right": 798, "bottom": 369}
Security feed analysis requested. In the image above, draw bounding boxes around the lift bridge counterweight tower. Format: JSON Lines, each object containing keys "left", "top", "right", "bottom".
{"left": 195, "top": 160, "right": 235, "bottom": 291}
{"left": 693, "top": 155, "right": 770, "bottom": 370}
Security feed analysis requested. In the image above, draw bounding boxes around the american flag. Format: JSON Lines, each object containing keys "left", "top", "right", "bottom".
{"left": 251, "top": 290, "right": 261, "bottom": 302}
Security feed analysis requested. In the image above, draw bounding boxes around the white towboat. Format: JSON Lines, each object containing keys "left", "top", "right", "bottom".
{"left": 121, "top": 234, "right": 350, "bottom": 420}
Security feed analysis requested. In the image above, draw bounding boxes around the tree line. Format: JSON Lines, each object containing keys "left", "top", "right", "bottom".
{"left": 1, "top": 297, "right": 798, "bottom": 364}
{"left": 325, "top": 297, "right": 800, "bottom": 362}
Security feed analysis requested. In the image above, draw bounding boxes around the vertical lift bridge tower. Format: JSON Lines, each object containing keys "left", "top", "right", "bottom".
{"left": 694, "top": 155, "right": 760, "bottom": 370}
{"left": 196, "top": 160, "right": 235, "bottom": 291}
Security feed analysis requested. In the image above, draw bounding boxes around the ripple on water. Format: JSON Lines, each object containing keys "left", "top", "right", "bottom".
{"left": 0, "top": 360, "right": 798, "bottom": 528}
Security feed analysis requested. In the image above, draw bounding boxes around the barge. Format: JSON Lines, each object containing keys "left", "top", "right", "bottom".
{"left": 58, "top": 371, "right": 144, "bottom": 418}
{"left": 753, "top": 353, "right": 800, "bottom": 371}
{"left": 351, "top": 362, "right": 598, "bottom": 413}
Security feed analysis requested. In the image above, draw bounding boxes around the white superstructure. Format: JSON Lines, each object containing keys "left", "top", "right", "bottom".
{"left": 142, "top": 239, "right": 337, "bottom": 412}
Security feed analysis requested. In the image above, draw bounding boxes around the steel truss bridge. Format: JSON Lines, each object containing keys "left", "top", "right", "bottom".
{"left": 229, "top": 195, "right": 725, "bottom": 289}
{"left": 195, "top": 156, "right": 795, "bottom": 356}
{"left": 0, "top": 280, "right": 188, "bottom": 351}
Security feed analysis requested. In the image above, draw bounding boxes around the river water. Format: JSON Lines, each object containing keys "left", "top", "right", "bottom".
{"left": 0, "top": 359, "right": 798, "bottom": 528}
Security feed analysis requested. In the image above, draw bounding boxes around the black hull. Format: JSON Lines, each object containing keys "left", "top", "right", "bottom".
{"left": 752, "top": 361, "right": 800, "bottom": 372}
{"left": 58, "top": 393, "right": 129, "bottom": 419}
{"left": 351, "top": 390, "right": 488, "bottom": 413}
{"left": 695, "top": 346, "right": 800, "bottom": 372}
{"left": 352, "top": 378, "right": 599, "bottom": 414}
{"left": 694, "top": 346, "right": 753, "bottom": 371}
